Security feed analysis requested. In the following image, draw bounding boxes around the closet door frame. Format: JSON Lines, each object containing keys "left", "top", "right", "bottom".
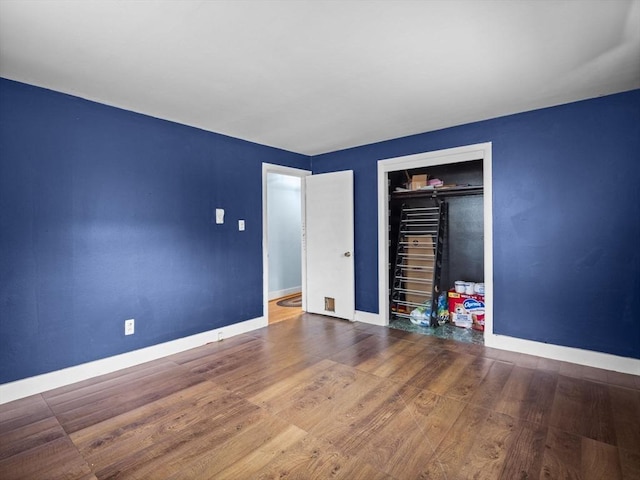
{"left": 376, "top": 142, "right": 493, "bottom": 336}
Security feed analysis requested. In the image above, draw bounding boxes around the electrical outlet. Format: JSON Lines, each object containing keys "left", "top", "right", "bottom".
{"left": 125, "top": 319, "right": 135, "bottom": 335}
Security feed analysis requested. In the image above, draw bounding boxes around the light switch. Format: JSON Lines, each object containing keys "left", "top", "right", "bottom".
{"left": 238, "top": 220, "right": 245, "bottom": 231}
{"left": 215, "top": 208, "right": 224, "bottom": 224}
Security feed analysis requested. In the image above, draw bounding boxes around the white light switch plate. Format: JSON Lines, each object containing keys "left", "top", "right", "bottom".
{"left": 215, "top": 208, "right": 224, "bottom": 224}
{"left": 124, "top": 319, "right": 135, "bottom": 335}
{"left": 238, "top": 220, "right": 245, "bottom": 231}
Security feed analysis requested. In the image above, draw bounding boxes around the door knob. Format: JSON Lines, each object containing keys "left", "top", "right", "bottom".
{"left": 344, "top": 251, "right": 352, "bottom": 257}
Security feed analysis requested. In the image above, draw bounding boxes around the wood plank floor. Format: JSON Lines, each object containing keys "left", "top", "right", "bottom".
{"left": 268, "top": 294, "right": 302, "bottom": 324}
{"left": 1, "top": 313, "right": 639, "bottom": 479}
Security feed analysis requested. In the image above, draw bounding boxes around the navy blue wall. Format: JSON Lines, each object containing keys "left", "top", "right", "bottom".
{"left": 2, "top": 78, "right": 638, "bottom": 386}
{"left": 0, "top": 79, "right": 309, "bottom": 384}
{"left": 313, "top": 90, "right": 640, "bottom": 359}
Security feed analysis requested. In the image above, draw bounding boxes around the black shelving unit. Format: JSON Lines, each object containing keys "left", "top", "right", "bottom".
{"left": 390, "top": 201, "right": 446, "bottom": 327}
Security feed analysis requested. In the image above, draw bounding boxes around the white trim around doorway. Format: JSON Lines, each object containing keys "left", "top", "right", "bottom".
{"left": 374, "top": 143, "right": 640, "bottom": 375}
{"left": 262, "top": 163, "right": 312, "bottom": 323}
{"left": 376, "top": 142, "right": 494, "bottom": 335}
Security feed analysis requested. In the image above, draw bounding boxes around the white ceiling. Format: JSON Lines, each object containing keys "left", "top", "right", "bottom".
{"left": 1, "top": 0, "right": 639, "bottom": 156}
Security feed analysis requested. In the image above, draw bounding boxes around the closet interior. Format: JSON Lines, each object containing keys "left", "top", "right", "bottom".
{"left": 388, "top": 159, "right": 485, "bottom": 344}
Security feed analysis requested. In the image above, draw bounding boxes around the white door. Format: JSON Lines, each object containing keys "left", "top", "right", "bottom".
{"left": 305, "top": 170, "right": 355, "bottom": 320}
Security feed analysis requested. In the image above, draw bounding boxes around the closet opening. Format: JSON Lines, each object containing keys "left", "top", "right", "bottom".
{"left": 389, "top": 160, "right": 484, "bottom": 343}
{"left": 376, "top": 143, "right": 493, "bottom": 346}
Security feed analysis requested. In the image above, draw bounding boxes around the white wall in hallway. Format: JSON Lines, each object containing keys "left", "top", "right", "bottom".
{"left": 267, "top": 173, "right": 302, "bottom": 299}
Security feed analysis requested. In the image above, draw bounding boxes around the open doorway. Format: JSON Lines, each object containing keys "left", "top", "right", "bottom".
{"left": 267, "top": 172, "right": 302, "bottom": 323}
{"left": 262, "top": 163, "right": 311, "bottom": 324}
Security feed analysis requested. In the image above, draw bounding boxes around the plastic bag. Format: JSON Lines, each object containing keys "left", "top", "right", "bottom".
{"left": 437, "top": 293, "right": 449, "bottom": 325}
{"left": 409, "top": 302, "right": 431, "bottom": 326}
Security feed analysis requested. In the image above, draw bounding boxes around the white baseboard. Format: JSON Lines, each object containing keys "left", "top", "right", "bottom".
{"left": 352, "top": 311, "right": 639, "bottom": 375}
{"left": 485, "top": 333, "right": 640, "bottom": 376}
{"left": 354, "top": 310, "right": 387, "bottom": 326}
{"left": 268, "top": 287, "right": 302, "bottom": 301}
{"left": 0, "top": 316, "right": 267, "bottom": 405}
{"left": 3, "top": 315, "right": 636, "bottom": 406}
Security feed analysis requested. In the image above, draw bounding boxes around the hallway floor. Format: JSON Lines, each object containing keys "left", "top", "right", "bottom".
{"left": 268, "top": 293, "right": 302, "bottom": 324}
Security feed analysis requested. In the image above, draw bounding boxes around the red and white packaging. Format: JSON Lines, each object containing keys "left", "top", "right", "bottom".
{"left": 448, "top": 290, "right": 485, "bottom": 331}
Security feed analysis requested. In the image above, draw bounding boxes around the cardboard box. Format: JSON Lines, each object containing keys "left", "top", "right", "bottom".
{"left": 403, "top": 235, "right": 434, "bottom": 305}
{"left": 448, "top": 290, "right": 485, "bottom": 330}
{"left": 410, "top": 174, "right": 428, "bottom": 190}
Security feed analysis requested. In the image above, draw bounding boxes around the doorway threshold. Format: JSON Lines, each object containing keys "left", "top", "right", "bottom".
{"left": 388, "top": 318, "right": 484, "bottom": 345}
